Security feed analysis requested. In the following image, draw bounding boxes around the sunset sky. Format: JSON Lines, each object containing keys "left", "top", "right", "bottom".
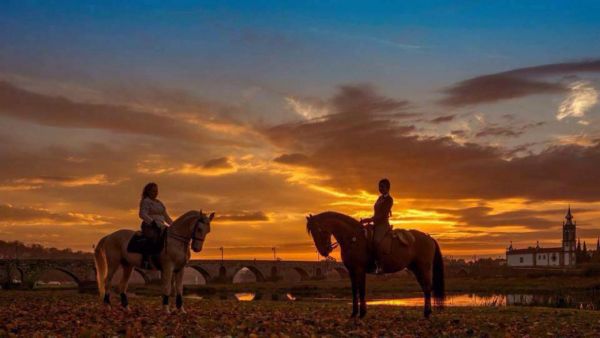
{"left": 1, "top": 1, "right": 600, "bottom": 260}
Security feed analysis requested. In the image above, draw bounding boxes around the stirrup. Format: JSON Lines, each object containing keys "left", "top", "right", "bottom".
{"left": 374, "top": 263, "right": 385, "bottom": 275}
{"left": 141, "top": 257, "right": 152, "bottom": 270}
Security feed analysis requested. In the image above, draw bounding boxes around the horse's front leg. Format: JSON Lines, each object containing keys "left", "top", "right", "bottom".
{"left": 174, "top": 268, "right": 186, "bottom": 313}
{"left": 350, "top": 272, "right": 358, "bottom": 318}
{"left": 161, "top": 267, "right": 174, "bottom": 314}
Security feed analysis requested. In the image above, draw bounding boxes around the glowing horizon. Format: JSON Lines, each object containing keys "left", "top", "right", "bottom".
{"left": 1, "top": 1, "right": 600, "bottom": 261}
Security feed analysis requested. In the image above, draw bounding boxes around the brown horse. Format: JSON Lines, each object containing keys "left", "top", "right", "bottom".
{"left": 94, "top": 210, "right": 214, "bottom": 313}
{"left": 306, "top": 211, "right": 444, "bottom": 318}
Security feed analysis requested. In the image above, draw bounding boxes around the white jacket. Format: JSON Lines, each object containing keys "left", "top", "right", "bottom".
{"left": 139, "top": 197, "right": 173, "bottom": 228}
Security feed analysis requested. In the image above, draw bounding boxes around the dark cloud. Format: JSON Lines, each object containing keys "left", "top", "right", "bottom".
{"left": 432, "top": 206, "right": 567, "bottom": 230}
{"left": 203, "top": 157, "right": 233, "bottom": 169}
{"left": 430, "top": 114, "right": 456, "bottom": 124}
{"left": 331, "top": 84, "right": 409, "bottom": 115}
{"left": 439, "top": 59, "right": 600, "bottom": 106}
{"left": 475, "top": 126, "right": 523, "bottom": 138}
{"left": 0, "top": 81, "right": 233, "bottom": 144}
{"left": 0, "top": 204, "right": 85, "bottom": 223}
{"left": 273, "top": 153, "right": 310, "bottom": 166}
{"left": 217, "top": 211, "right": 269, "bottom": 222}
{"left": 440, "top": 75, "right": 564, "bottom": 107}
{"left": 475, "top": 121, "right": 545, "bottom": 138}
{"left": 264, "top": 84, "right": 600, "bottom": 202}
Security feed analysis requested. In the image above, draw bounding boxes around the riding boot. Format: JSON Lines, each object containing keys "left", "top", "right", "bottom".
{"left": 141, "top": 253, "right": 152, "bottom": 270}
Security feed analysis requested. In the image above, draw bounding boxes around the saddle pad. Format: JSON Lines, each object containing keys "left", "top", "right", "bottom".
{"left": 126, "top": 233, "right": 164, "bottom": 255}
{"left": 392, "top": 229, "right": 415, "bottom": 246}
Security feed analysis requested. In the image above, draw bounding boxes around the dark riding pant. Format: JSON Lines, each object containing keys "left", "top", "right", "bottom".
{"left": 373, "top": 222, "right": 390, "bottom": 246}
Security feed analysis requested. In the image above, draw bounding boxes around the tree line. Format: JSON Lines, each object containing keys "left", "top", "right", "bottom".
{"left": 0, "top": 240, "right": 92, "bottom": 259}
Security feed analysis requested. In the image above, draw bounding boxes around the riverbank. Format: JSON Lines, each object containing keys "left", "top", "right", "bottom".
{"left": 0, "top": 290, "right": 598, "bottom": 337}
{"left": 175, "top": 275, "right": 600, "bottom": 297}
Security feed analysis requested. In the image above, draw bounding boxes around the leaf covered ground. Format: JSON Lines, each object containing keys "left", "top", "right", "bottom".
{"left": 1, "top": 291, "right": 599, "bottom": 337}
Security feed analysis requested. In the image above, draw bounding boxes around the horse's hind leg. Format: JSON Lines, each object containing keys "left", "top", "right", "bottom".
{"left": 103, "top": 259, "right": 119, "bottom": 306}
{"left": 411, "top": 263, "right": 433, "bottom": 319}
{"left": 118, "top": 264, "right": 133, "bottom": 310}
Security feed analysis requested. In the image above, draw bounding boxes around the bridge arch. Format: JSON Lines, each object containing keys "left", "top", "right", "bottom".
{"left": 188, "top": 265, "right": 211, "bottom": 283}
{"left": 293, "top": 267, "right": 310, "bottom": 281}
{"left": 4, "top": 266, "right": 24, "bottom": 285}
{"left": 334, "top": 267, "right": 349, "bottom": 278}
{"left": 233, "top": 266, "right": 265, "bottom": 283}
{"left": 270, "top": 266, "right": 279, "bottom": 280}
{"left": 34, "top": 267, "right": 81, "bottom": 288}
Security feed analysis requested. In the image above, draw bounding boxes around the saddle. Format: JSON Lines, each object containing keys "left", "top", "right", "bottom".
{"left": 365, "top": 225, "right": 415, "bottom": 255}
{"left": 381, "top": 229, "right": 415, "bottom": 254}
{"left": 127, "top": 225, "right": 166, "bottom": 270}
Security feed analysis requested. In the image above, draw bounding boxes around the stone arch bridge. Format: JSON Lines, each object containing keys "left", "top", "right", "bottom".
{"left": 0, "top": 259, "right": 347, "bottom": 289}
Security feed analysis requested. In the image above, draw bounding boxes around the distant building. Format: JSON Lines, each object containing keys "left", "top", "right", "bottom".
{"left": 506, "top": 207, "right": 577, "bottom": 268}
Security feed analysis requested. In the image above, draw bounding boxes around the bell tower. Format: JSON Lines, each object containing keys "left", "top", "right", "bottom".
{"left": 562, "top": 205, "right": 577, "bottom": 265}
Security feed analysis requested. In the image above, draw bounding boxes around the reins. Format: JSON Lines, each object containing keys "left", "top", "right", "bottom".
{"left": 167, "top": 228, "right": 191, "bottom": 245}
{"left": 167, "top": 217, "right": 205, "bottom": 246}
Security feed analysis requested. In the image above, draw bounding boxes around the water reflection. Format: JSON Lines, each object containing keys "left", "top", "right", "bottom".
{"left": 367, "top": 293, "right": 597, "bottom": 310}
{"left": 368, "top": 294, "right": 506, "bottom": 307}
{"left": 182, "top": 291, "right": 598, "bottom": 310}
{"left": 235, "top": 292, "right": 256, "bottom": 301}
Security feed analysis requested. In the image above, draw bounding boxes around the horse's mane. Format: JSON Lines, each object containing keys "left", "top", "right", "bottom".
{"left": 307, "top": 211, "right": 362, "bottom": 234}
{"left": 173, "top": 210, "right": 201, "bottom": 227}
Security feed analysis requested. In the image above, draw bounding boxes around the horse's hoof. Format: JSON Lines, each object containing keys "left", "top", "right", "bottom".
{"left": 163, "top": 306, "right": 171, "bottom": 314}
{"left": 123, "top": 306, "right": 130, "bottom": 312}
{"left": 179, "top": 307, "right": 187, "bottom": 314}
{"left": 359, "top": 311, "right": 367, "bottom": 319}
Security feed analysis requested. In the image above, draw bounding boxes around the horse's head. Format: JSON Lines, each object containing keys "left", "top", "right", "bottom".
{"left": 306, "top": 214, "right": 333, "bottom": 257}
{"left": 190, "top": 210, "right": 214, "bottom": 252}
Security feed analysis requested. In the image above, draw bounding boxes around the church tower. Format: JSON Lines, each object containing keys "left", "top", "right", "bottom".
{"left": 562, "top": 206, "right": 577, "bottom": 265}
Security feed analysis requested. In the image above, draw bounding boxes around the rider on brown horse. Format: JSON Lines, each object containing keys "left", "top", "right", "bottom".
{"left": 139, "top": 182, "right": 173, "bottom": 269}
{"left": 360, "top": 178, "right": 393, "bottom": 274}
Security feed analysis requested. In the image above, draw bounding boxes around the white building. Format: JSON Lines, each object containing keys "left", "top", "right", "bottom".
{"left": 506, "top": 207, "right": 577, "bottom": 268}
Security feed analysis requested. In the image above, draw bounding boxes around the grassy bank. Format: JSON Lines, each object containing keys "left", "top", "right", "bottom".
{"left": 0, "top": 290, "right": 598, "bottom": 337}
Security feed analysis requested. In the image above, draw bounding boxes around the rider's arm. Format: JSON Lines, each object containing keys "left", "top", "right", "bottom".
{"left": 162, "top": 202, "right": 174, "bottom": 226}
{"left": 139, "top": 198, "right": 154, "bottom": 224}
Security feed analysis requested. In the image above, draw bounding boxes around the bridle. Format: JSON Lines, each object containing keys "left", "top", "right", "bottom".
{"left": 168, "top": 217, "right": 206, "bottom": 245}
{"left": 311, "top": 225, "right": 339, "bottom": 252}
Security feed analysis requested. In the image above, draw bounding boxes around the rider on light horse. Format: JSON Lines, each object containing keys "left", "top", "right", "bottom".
{"left": 139, "top": 182, "right": 173, "bottom": 269}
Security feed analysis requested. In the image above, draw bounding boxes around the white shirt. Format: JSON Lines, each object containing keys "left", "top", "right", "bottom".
{"left": 139, "top": 197, "right": 173, "bottom": 228}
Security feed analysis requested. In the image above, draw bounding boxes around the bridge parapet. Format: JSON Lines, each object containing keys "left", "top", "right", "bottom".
{"left": 0, "top": 259, "right": 347, "bottom": 288}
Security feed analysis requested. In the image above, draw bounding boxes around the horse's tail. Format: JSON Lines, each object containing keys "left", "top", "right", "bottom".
{"left": 94, "top": 237, "right": 108, "bottom": 301}
{"left": 432, "top": 239, "right": 445, "bottom": 308}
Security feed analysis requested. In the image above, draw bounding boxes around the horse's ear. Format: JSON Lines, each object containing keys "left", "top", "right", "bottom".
{"left": 209, "top": 212, "right": 215, "bottom": 221}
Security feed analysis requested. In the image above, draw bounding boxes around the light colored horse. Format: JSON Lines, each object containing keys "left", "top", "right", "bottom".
{"left": 94, "top": 210, "right": 214, "bottom": 313}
